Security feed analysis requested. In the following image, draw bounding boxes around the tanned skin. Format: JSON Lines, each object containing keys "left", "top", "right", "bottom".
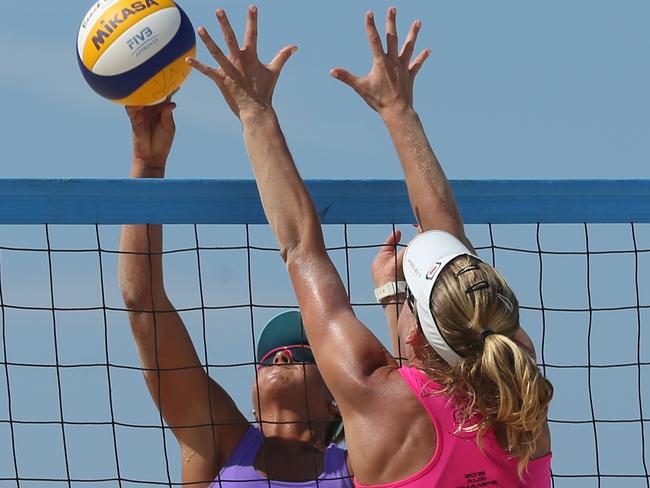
{"left": 188, "top": 6, "right": 550, "bottom": 485}
{"left": 119, "top": 97, "right": 341, "bottom": 486}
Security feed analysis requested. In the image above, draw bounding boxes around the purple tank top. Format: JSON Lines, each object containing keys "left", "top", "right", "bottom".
{"left": 211, "top": 426, "right": 353, "bottom": 488}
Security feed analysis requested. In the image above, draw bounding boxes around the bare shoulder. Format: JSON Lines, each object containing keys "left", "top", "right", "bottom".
{"left": 344, "top": 365, "right": 437, "bottom": 485}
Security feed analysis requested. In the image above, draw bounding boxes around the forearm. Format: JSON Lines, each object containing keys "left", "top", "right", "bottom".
{"left": 382, "top": 108, "right": 466, "bottom": 240}
{"left": 118, "top": 167, "right": 208, "bottom": 426}
{"left": 118, "top": 163, "right": 169, "bottom": 311}
{"left": 240, "top": 107, "right": 324, "bottom": 259}
{"left": 382, "top": 300, "right": 404, "bottom": 359}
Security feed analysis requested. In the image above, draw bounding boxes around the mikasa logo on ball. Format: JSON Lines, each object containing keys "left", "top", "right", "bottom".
{"left": 92, "top": 0, "right": 160, "bottom": 50}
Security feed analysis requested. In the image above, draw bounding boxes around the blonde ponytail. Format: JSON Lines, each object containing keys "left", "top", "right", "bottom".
{"left": 478, "top": 333, "right": 553, "bottom": 473}
{"left": 421, "top": 255, "right": 553, "bottom": 475}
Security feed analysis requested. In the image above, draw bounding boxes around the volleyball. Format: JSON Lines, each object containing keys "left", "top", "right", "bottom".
{"left": 77, "top": 0, "right": 196, "bottom": 106}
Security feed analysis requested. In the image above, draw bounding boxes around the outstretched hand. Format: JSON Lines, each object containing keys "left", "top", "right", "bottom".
{"left": 126, "top": 101, "right": 176, "bottom": 170}
{"left": 186, "top": 6, "right": 297, "bottom": 118}
{"left": 330, "top": 8, "right": 430, "bottom": 116}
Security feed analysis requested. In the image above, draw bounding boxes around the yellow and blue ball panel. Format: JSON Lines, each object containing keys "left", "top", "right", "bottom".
{"left": 77, "top": 0, "right": 195, "bottom": 105}
{"left": 79, "top": 0, "right": 177, "bottom": 70}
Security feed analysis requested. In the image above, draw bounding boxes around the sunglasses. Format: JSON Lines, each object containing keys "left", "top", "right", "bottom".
{"left": 405, "top": 284, "right": 416, "bottom": 314}
{"left": 405, "top": 284, "right": 424, "bottom": 331}
{"left": 258, "top": 344, "right": 315, "bottom": 368}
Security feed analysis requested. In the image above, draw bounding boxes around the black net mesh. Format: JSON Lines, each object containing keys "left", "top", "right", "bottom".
{"left": 0, "top": 222, "right": 649, "bottom": 487}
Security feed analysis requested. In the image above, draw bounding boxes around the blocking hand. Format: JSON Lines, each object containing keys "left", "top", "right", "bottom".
{"left": 331, "top": 8, "right": 430, "bottom": 116}
{"left": 187, "top": 6, "right": 297, "bottom": 118}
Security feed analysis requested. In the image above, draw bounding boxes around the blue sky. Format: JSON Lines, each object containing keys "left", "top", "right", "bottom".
{"left": 1, "top": 1, "right": 650, "bottom": 487}
{"left": 1, "top": 0, "right": 649, "bottom": 180}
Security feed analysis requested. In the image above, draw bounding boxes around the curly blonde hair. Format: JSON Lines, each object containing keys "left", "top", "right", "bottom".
{"left": 418, "top": 255, "right": 553, "bottom": 475}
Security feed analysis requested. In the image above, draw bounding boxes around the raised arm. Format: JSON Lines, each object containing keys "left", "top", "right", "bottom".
{"left": 331, "top": 8, "right": 474, "bottom": 252}
{"left": 118, "top": 103, "right": 248, "bottom": 485}
{"left": 371, "top": 229, "right": 407, "bottom": 360}
{"left": 187, "top": 7, "right": 397, "bottom": 412}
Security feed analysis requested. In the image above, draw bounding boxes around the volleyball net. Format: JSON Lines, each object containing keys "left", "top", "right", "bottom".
{"left": 1, "top": 179, "right": 649, "bottom": 487}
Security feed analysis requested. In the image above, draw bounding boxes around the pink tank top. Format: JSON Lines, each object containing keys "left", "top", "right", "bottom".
{"left": 354, "top": 367, "right": 551, "bottom": 488}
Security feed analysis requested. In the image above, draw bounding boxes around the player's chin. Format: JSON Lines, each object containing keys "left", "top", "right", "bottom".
{"left": 259, "top": 363, "right": 307, "bottom": 378}
{"left": 258, "top": 365, "right": 310, "bottom": 390}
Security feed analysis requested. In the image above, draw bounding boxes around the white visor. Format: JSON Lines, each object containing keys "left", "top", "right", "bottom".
{"left": 402, "top": 230, "right": 478, "bottom": 365}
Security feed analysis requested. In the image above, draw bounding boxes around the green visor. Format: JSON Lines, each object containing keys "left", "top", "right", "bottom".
{"left": 256, "top": 310, "right": 309, "bottom": 364}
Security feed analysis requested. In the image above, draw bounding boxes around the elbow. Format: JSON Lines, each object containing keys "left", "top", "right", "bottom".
{"left": 414, "top": 198, "right": 466, "bottom": 239}
{"left": 279, "top": 239, "right": 300, "bottom": 264}
{"left": 122, "top": 290, "right": 171, "bottom": 341}
{"left": 121, "top": 288, "right": 148, "bottom": 313}
{"left": 119, "top": 267, "right": 167, "bottom": 312}
{"left": 277, "top": 212, "right": 325, "bottom": 265}
{"left": 120, "top": 282, "right": 169, "bottom": 315}
{"left": 119, "top": 276, "right": 149, "bottom": 311}
{"left": 278, "top": 242, "right": 292, "bottom": 264}
{"left": 118, "top": 268, "right": 142, "bottom": 310}
{"left": 280, "top": 233, "right": 326, "bottom": 267}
